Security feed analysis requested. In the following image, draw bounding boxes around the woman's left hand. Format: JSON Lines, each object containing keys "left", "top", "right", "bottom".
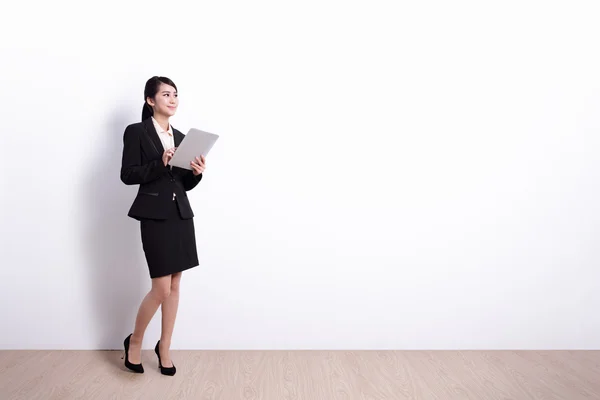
{"left": 191, "top": 155, "right": 206, "bottom": 176}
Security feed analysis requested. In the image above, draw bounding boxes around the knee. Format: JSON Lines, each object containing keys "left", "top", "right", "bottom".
{"left": 170, "top": 280, "right": 181, "bottom": 294}
{"left": 152, "top": 286, "right": 171, "bottom": 302}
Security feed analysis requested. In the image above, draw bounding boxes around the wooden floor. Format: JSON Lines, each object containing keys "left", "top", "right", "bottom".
{"left": 0, "top": 350, "right": 598, "bottom": 399}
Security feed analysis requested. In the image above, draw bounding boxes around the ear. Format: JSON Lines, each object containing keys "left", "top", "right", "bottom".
{"left": 146, "top": 97, "right": 155, "bottom": 107}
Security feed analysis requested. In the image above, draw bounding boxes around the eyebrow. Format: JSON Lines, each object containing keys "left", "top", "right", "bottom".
{"left": 161, "top": 91, "right": 177, "bottom": 94}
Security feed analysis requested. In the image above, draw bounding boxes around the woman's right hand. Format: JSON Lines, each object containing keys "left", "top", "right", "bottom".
{"left": 163, "top": 147, "right": 176, "bottom": 166}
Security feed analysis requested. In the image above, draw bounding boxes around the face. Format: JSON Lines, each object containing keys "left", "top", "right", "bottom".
{"left": 147, "top": 83, "right": 178, "bottom": 117}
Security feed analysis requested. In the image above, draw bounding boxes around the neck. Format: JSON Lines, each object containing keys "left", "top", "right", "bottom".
{"left": 153, "top": 114, "right": 170, "bottom": 132}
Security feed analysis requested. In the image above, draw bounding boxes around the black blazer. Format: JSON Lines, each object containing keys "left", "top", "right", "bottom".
{"left": 120, "top": 118, "right": 203, "bottom": 220}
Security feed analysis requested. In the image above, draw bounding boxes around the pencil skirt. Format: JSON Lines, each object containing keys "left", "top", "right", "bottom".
{"left": 139, "top": 199, "right": 199, "bottom": 279}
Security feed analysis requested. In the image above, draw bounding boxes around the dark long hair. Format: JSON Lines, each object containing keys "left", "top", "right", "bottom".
{"left": 142, "top": 76, "right": 178, "bottom": 121}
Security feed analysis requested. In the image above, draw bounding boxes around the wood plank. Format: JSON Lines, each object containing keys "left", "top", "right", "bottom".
{"left": 0, "top": 350, "right": 598, "bottom": 400}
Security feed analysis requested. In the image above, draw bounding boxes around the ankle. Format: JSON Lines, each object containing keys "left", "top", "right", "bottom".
{"left": 159, "top": 340, "right": 171, "bottom": 353}
{"left": 130, "top": 334, "right": 143, "bottom": 345}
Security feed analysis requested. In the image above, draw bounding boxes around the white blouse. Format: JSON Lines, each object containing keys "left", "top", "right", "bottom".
{"left": 151, "top": 116, "right": 175, "bottom": 151}
{"left": 151, "top": 117, "right": 176, "bottom": 199}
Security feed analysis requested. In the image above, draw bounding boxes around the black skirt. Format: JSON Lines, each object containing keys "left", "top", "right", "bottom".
{"left": 140, "top": 199, "right": 199, "bottom": 279}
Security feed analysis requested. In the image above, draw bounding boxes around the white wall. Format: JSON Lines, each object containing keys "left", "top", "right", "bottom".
{"left": 1, "top": 0, "right": 599, "bottom": 350}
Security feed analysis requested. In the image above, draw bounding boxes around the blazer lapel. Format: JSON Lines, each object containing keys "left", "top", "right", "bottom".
{"left": 142, "top": 118, "right": 165, "bottom": 157}
{"left": 174, "top": 130, "right": 184, "bottom": 148}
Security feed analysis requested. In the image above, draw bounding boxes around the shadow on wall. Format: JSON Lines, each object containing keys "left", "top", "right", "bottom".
{"left": 84, "top": 110, "right": 148, "bottom": 352}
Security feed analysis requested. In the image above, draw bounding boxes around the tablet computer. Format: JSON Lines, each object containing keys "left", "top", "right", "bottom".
{"left": 169, "top": 128, "right": 219, "bottom": 170}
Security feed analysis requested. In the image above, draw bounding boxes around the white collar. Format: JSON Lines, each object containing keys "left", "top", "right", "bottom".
{"left": 151, "top": 116, "right": 173, "bottom": 135}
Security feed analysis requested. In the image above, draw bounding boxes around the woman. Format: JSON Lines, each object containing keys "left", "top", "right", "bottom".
{"left": 119, "top": 76, "right": 206, "bottom": 375}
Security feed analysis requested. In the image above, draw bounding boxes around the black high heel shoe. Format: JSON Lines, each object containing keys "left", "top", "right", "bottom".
{"left": 155, "top": 340, "right": 176, "bottom": 376}
{"left": 122, "top": 334, "right": 144, "bottom": 373}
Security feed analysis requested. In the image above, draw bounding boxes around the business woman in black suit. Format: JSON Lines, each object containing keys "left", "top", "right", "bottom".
{"left": 120, "top": 76, "right": 206, "bottom": 376}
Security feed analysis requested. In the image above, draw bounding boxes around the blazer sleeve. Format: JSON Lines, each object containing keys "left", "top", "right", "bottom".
{"left": 120, "top": 125, "right": 168, "bottom": 185}
{"left": 183, "top": 171, "right": 203, "bottom": 191}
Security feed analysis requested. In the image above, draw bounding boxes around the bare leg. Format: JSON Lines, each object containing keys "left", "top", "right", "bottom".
{"left": 158, "top": 272, "right": 182, "bottom": 367}
{"left": 128, "top": 275, "right": 172, "bottom": 364}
